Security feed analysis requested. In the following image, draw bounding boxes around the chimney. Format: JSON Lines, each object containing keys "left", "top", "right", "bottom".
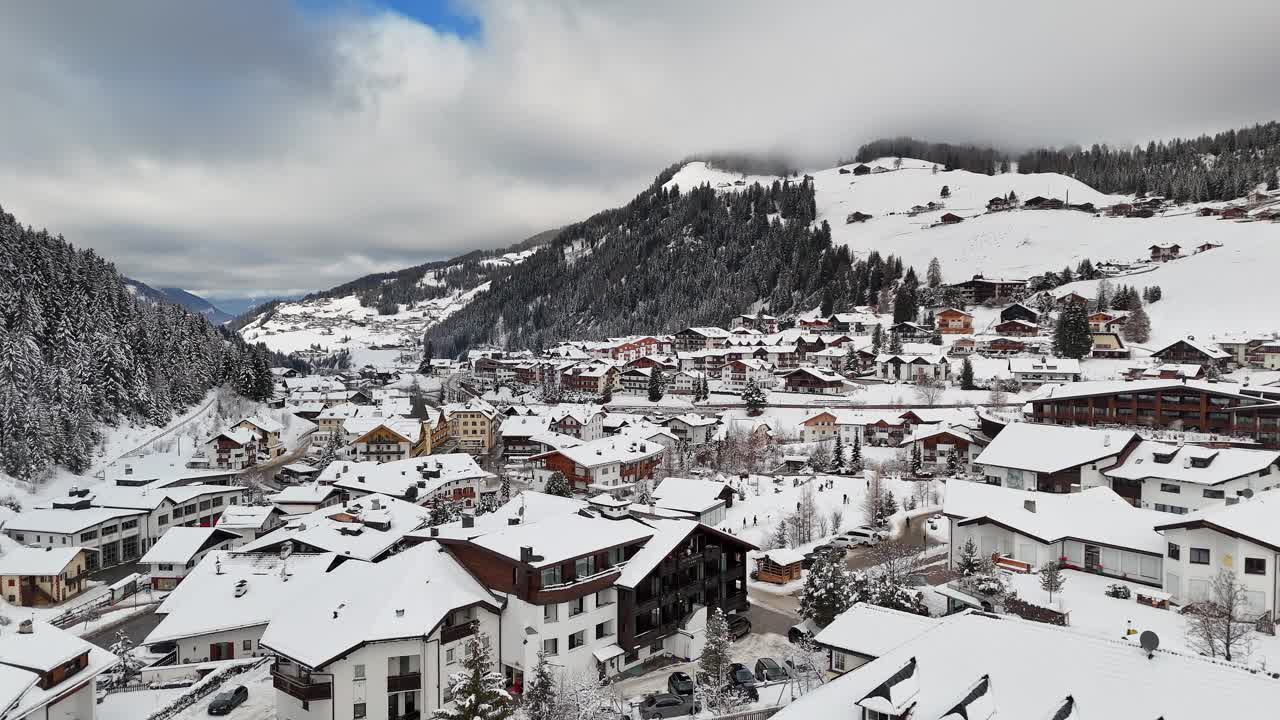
{"left": 1024, "top": 499, "right": 1037, "bottom": 513}
{"left": 395, "top": 608, "right": 405, "bottom": 617}
{"left": 507, "top": 517, "right": 521, "bottom": 525}
{"left": 461, "top": 513, "right": 474, "bottom": 529}
{"left": 1103, "top": 433, "right": 1111, "bottom": 448}
{"left": 430, "top": 527, "right": 439, "bottom": 537}
{"left": 371, "top": 498, "right": 381, "bottom": 510}
{"left": 520, "top": 546, "right": 535, "bottom": 563}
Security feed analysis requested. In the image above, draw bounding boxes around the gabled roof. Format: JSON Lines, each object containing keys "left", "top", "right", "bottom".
{"left": 240, "top": 495, "right": 431, "bottom": 561}
{"left": 1154, "top": 492, "right": 1280, "bottom": 551}
{"left": 1105, "top": 441, "right": 1280, "bottom": 487}
{"left": 0, "top": 545, "right": 90, "bottom": 576}
{"left": 975, "top": 423, "right": 1134, "bottom": 474}
{"left": 216, "top": 504, "right": 282, "bottom": 530}
{"left": 813, "top": 602, "right": 938, "bottom": 656}
{"left": 531, "top": 436, "right": 663, "bottom": 468}
{"left": 651, "top": 477, "right": 733, "bottom": 514}
{"left": 1151, "top": 336, "right": 1229, "bottom": 360}
{"left": 139, "top": 527, "right": 240, "bottom": 565}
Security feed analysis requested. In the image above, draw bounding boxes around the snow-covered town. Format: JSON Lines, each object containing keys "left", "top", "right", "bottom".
{"left": 4, "top": 6, "right": 1280, "bottom": 720}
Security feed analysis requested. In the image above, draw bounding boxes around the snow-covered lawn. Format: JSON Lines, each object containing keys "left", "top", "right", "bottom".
{"left": 99, "top": 687, "right": 187, "bottom": 720}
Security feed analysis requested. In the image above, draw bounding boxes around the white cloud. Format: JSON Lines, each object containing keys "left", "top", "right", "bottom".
{"left": 0, "top": 0, "right": 1277, "bottom": 297}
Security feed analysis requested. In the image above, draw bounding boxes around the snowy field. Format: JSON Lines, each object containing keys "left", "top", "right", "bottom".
{"left": 99, "top": 687, "right": 188, "bottom": 720}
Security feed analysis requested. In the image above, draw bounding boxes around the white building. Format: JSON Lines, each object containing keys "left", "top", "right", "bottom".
{"left": 1104, "top": 441, "right": 1280, "bottom": 514}
{"left": 139, "top": 526, "right": 242, "bottom": 590}
{"left": 1008, "top": 356, "right": 1082, "bottom": 386}
{"left": 144, "top": 550, "right": 336, "bottom": 663}
{"left": 660, "top": 414, "right": 720, "bottom": 446}
{"left": 215, "top": 504, "right": 286, "bottom": 542}
{"left": 974, "top": 423, "right": 1139, "bottom": 494}
{"left": 269, "top": 484, "right": 344, "bottom": 516}
{"left": 260, "top": 543, "right": 502, "bottom": 720}
{"left": 874, "top": 353, "right": 950, "bottom": 383}
{"left": 0, "top": 620, "right": 118, "bottom": 720}
{"left": 2, "top": 504, "right": 147, "bottom": 572}
{"left": 945, "top": 481, "right": 1165, "bottom": 586}
{"left": 239, "top": 495, "right": 432, "bottom": 562}
{"left": 650, "top": 477, "right": 736, "bottom": 526}
{"left": 1157, "top": 494, "right": 1280, "bottom": 614}
{"left": 719, "top": 359, "right": 776, "bottom": 391}
{"left": 812, "top": 603, "right": 938, "bottom": 675}
{"left": 324, "top": 455, "right": 496, "bottom": 509}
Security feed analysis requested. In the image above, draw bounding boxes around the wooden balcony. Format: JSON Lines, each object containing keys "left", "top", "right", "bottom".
{"left": 272, "top": 669, "right": 332, "bottom": 702}
{"left": 387, "top": 672, "right": 422, "bottom": 693}
{"left": 440, "top": 623, "right": 472, "bottom": 645}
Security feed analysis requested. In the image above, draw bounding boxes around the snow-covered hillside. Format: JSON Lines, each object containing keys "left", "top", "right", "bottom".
{"left": 667, "top": 158, "right": 1280, "bottom": 346}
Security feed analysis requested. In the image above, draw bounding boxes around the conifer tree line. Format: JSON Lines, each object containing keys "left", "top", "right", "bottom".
{"left": 426, "top": 164, "right": 919, "bottom": 357}
{"left": 849, "top": 121, "right": 1280, "bottom": 201}
{"left": 0, "top": 206, "right": 276, "bottom": 481}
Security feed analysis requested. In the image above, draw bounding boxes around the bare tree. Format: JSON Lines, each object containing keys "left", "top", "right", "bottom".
{"left": 913, "top": 375, "right": 945, "bottom": 405}
{"left": 865, "top": 538, "right": 928, "bottom": 587}
{"left": 1185, "top": 568, "right": 1257, "bottom": 663}
{"left": 829, "top": 507, "right": 844, "bottom": 534}
{"left": 988, "top": 385, "right": 1009, "bottom": 406}
{"left": 862, "top": 470, "right": 884, "bottom": 527}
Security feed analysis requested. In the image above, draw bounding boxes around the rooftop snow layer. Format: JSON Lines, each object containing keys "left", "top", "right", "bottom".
{"left": 974, "top": 423, "right": 1137, "bottom": 474}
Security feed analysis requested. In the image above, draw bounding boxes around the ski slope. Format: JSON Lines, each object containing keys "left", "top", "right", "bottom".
{"left": 668, "top": 158, "right": 1279, "bottom": 347}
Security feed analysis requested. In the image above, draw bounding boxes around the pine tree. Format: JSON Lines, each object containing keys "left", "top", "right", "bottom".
{"left": 843, "top": 346, "right": 859, "bottom": 374}
{"left": 940, "top": 185, "right": 951, "bottom": 198}
{"left": 871, "top": 325, "right": 883, "bottom": 354}
{"left": 544, "top": 471, "right": 573, "bottom": 498}
{"left": 959, "top": 357, "right": 976, "bottom": 390}
{"left": 799, "top": 550, "right": 855, "bottom": 627}
{"left": 771, "top": 519, "right": 789, "bottom": 550}
{"left": 832, "top": 434, "right": 845, "bottom": 474}
{"left": 1039, "top": 560, "right": 1067, "bottom": 603}
{"left": 892, "top": 284, "right": 917, "bottom": 324}
{"left": 927, "top": 257, "right": 943, "bottom": 288}
{"left": 887, "top": 331, "right": 904, "bottom": 354}
{"left": 432, "top": 624, "right": 513, "bottom": 720}
{"left": 1123, "top": 303, "right": 1152, "bottom": 343}
{"left": 701, "top": 608, "right": 733, "bottom": 684}
{"left": 848, "top": 434, "right": 863, "bottom": 472}
{"left": 647, "top": 368, "right": 665, "bottom": 403}
{"left": 500, "top": 475, "right": 511, "bottom": 504}
{"left": 1053, "top": 302, "right": 1093, "bottom": 359}
{"left": 418, "top": 338, "right": 434, "bottom": 375}
{"left": 742, "top": 379, "right": 766, "bottom": 416}
{"left": 956, "top": 537, "right": 982, "bottom": 576}
{"left": 879, "top": 489, "right": 897, "bottom": 524}
{"left": 523, "top": 652, "right": 558, "bottom": 720}
{"left": 317, "top": 431, "right": 344, "bottom": 470}
{"left": 910, "top": 443, "right": 923, "bottom": 476}
{"left": 947, "top": 448, "right": 963, "bottom": 477}
{"left": 600, "top": 373, "right": 617, "bottom": 404}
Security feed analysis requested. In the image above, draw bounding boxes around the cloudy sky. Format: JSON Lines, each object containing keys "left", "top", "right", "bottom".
{"left": 2, "top": 1, "right": 1278, "bottom": 304}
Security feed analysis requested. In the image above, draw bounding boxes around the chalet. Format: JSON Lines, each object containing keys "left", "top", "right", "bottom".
{"left": 531, "top": 437, "right": 664, "bottom": 496}
{"left": 1055, "top": 291, "right": 1089, "bottom": 307}
{"left": 1246, "top": 341, "right": 1280, "bottom": 369}
{"left": 749, "top": 344, "right": 799, "bottom": 369}
{"left": 140, "top": 526, "right": 241, "bottom": 590}
{"left": 779, "top": 367, "right": 846, "bottom": 395}
{"left": 999, "top": 301, "right": 1038, "bottom": 324}
{"left": 938, "top": 212, "right": 964, "bottom": 225}
{"left": 948, "top": 337, "right": 976, "bottom": 355}
{"left": 797, "top": 316, "right": 831, "bottom": 330}
{"left": 875, "top": 354, "right": 950, "bottom": 383}
{"left": 812, "top": 603, "right": 939, "bottom": 675}
{"left": 945, "top": 480, "right": 1164, "bottom": 586}
{"left": 979, "top": 336, "right": 1040, "bottom": 356}
{"left": 1008, "top": 356, "right": 1081, "bottom": 386}
{"left": 1124, "top": 362, "right": 1203, "bottom": 380}
{"left": 845, "top": 211, "right": 873, "bottom": 224}
{"left": 650, "top": 477, "right": 736, "bottom": 525}
{"left": 774, "top": 609, "right": 1280, "bottom": 720}
{"left": 898, "top": 424, "right": 982, "bottom": 473}
{"left": 732, "top": 313, "right": 779, "bottom": 334}
{"left": 1151, "top": 336, "right": 1230, "bottom": 369}
{"left": 560, "top": 363, "right": 620, "bottom": 396}
{"left": 1198, "top": 206, "right": 1220, "bottom": 217}
{"left": 1108, "top": 202, "right": 1135, "bottom": 216}
{"left": 755, "top": 549, "right": 803, "bottom": 584}
{"left": 1196, "top": 241, "right": 1222, "bottom": 253}
{"left": 720, "top": 358, "right": 776, "bottom": 391}
{"left": 628, "top": 354, "right": 679, "bottom": 372}
{"left": 344, "top": 418, "right": 427, "bottom": 463}
{"left": 672, "top": 326, "right": 731, "bottom": 353}
{"left": 445, "top": 399, "right": 499, "bottom": 453}
{"left": 202, "top": 428, "right": 258, "bottom": 470}
{"left": 851, "top": 164, "right": 871, "bottom": 176}
{"left": 0, "top": 546, "right": 94, "bottom": 607}
{"left": 1156, "top": 494, "right": 1280, "bottom": 612}
{"left": 871, "top": 165, "right": 891, "bottom": 174}
{"left": 243, "top": 496, "right": 432, "bottom": 563}
{"left": 794, "top": 333, "right": 827, "bottom": 358}
{"left": 986, "top": 196, "right": 1009, "bottom": 211}
{"left": 826, "top": 311, "right": 879, "bottom": 335}
{"left": 234, "top": 415, "right": 285, "bottom": 461}
{"left": 666, "top": 369, "right": 706, "bottom": 395}
{"left": 1087, "top": 310, "right": 1128, "bottom": 332}
{"left": 547, "top": 405, "right": 606, "bottom": 441}
{"left": 660, "top": 414, "right": 720, "bottom": 446}
{"left": 1024, "top": 195, "right": 1064, "bottom": 209}
{"left": 0, "top": 620, "right": 118, "bottom": 720}
{"left": 215, "top": 504, "right": 285, "bottom": 541}
{"left": 1221, "top": 206, "right": 1248, "bottom": 219}
{"left": 934, "top": 308, "right": 973, "bottom": 334}
{"left": 992, "top": 318, "right": 1039, "bottom": 337}
{"left": 889, "top": 321, "right": 932, "bottom": 342}
{"left": 950, "top": 275, "right": 1027, "bottom": 305}
{"left": 269, "top": 483, "right": 344, "bottom": 516}
{"left": 1104, "top": 441, "right": 1280, "bottom": 514}
{"left": 974, "top": 423, "right": 1140, "bottom": 494}
{"left": 1149, "top": 243, "right": 1181, "bottom": 262}
{"left": 326, "top": 455, "right": 496, "bottom": 510}
{"left": 1090, "top": 331, "right": 1130, "bottom": 358}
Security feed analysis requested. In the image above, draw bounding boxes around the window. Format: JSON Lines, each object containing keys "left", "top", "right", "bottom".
{"left": 158, "top": 564, "right": 174, "bottom": 571}
{"left": 866, "top": 711, "right": 899, "bottom": 720}
{"left": 1168, "top": 543, "right": 1180, "bottom": 560}
{"left": 1203, "top": 489, "right": 1226, "bottom": 499}
{"left": 446, "top": 648, "right": 456, "bottom": 665}
{"left": 595, "top": 621, "right": 614, "bottom": 639}
{"left": 1159, "top": 483, "right": 1181, "bottom": 494}
{"left": 569, "top": 631, "right": 585, "bottom": 650}
{"left": 388, "top": 655, "right": 417, "bottom": 676}
{"left": 569, "top": 597, "right": 585, "bottom": 617}
{"left": 158, "top": 515, "right": 168, "bottom": 526}
{"left": 575, "top": 556, "right": 596, "bottom": 578}
{"left": 596, "top": 588, "right": 615, "bottom": 607}
{"left": 541, "top": 566, "right": 562, "bottom": 587}
{"left": 1190, "top": 548, "right": 1210, "bottom": 565}
{"left": 199, "top": 500, "right": 212, "bottom": 510}
{"left": 212, "top": 497, "right": 223, "bottom": 507}
{"left": 833, "top": 652, "right": 846, "bottom": 671}
{"left": 650, "top": 640, "right": 664, "bottom": 654}
{"left": 1246, "top": 558, "right": 1266, "bottom": 575}
{"left": 543, "top": 603, "right": 559, "bottom": 623}
{"left": 80, "top": 530, "right": 97, "bottom": 541}
{"left": 122, "top": 519, "right": 138, "bottom": 530}
{"left": 542, "top": 638, "right": 558, "bottom": 656}
{"left": 353, "top": 664, "right": 365, "bottom": 680}
{"left": 354, "top": 703, "right": 366, "bottom": 719}
{"left": 242, "top": 639, "right": 253, "bottom": 651}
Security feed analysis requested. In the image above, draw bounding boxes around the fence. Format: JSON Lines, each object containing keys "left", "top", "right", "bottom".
{"left": 708, "top": 708, "right": 782, "bottom": 720}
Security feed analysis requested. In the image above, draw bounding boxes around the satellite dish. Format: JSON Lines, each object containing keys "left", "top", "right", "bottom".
{"left": 1139, "top": 630, "right": 1160, "bottom": 656}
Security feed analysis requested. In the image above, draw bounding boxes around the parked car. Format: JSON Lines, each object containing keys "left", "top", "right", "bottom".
{"left": 802, "top": 545, "right": 843, "bottom": 568}
{"left": 207, "top": 685, "right": 248, "bottom": 715}
{"left": 726, "top": 613, "right": 752, "bottom": 639}
{"left": 788, "top": 618, "right": 821, "bottom": 644}
{"left": 667, "top": 671, "right": 694, "bottom": 696}
{"left": 723, "top": 664, "right": 760, "bottom": 701}
{"left": 841, "top": 528, "right": 883, "bottom": 546}
{"left": 638, "top": 692, "right": 697, "bottom": 719}
{"left": 754, "top": 657, "right": 788, "bottom": 683}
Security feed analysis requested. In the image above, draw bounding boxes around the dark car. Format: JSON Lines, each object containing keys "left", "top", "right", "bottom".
{"left": 667, "top": 671, "right": 694, "bottom": 696}
{"left": 207, "top": 685, "right": 248, "bottom": 716}
{"left": 638, "top": 692, "right": 697, "bottom": 719}
{"left": 725, "top": 614, "right": 752, "bottom": 640}
{"left": 754, "top": 657, "right": 788, "bottom": 683}
{"left": 724, "top": 663, "right": 759, "bottom": 701}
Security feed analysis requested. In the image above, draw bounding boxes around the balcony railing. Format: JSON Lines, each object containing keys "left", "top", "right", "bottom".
{"left": 440, "top": 624, "right": 472, "bottom": 644}
{"left": 272, "top": 669, "right": 332, "bottom": 702}
{"left": 387, "top": 672, "right": 422, "bottom": 693}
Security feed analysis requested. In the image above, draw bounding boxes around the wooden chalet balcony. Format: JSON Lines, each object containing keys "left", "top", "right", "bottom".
{"left": 272, "top": 665, "right": 332, "bottom": 702}
{"left": 387, "top": 672, "right": 422, "bottom": 693}
{"left": 440, "top": 623, "right": 472, "bottom": 645}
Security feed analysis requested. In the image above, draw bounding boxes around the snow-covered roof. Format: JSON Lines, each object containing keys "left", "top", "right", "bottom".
{"left": 0, "top": 618, "right": 103, "bottom": 672}
{"left": 0, "top": 620, "right": 116, "bottom": 719}
{"left": 651, "top": 477, "right": 732, "bottom": 514}
{"left": 774, "top": 611, "right": 1280, "bottom": 720}
{"left": 146, "top": 551, "right": 336, "bottom": 644}
{"left": 0, "top": 545, "right": 89, "bottom": 576}
{"left": 139, "top": 526, "right": 240, "bottom": 565}
{"left": 102, "top": 452, "right": 238, "bottom": 485}
{"left": 259, "top": 543, "right": 499, "bottom": 669}
{"left": 443, "top": 399, "right": 497, "bottom": 418}
{"left": 239, "top": 414, "right": 283, "bottom": 433}
{"left": 1155, "top": 492, "right": 1280, "bottom": 551}
{"left": 684, "top": 326, "right": 732, "bottom": 338}
{"left": 499, "top": 415, "right": 551, "bottom": 437}
{"left": 875, "top": 353, "right": 947, "bottom": 365}
{"left": 780, "top": 366, "right": 846, "bottom": 381}
{"left": 533, "top": 436, "right": 663, "bottom": 468}
{"left": 325, "top": 455, "right": 495, "bottom": 500}
{"left": 282, "top": 462, "right": 319, "bottom": 474}
{"left": 1008, "top": 357, "right": 1081, "bottom": 374}
{"left": 1105, "top": 441, "right": 1280, "bottom": 486}
{"left": 1152, "top": 336, "right": 1230, "bottom": 360}
{"left": 761, "top": 548, "right": 804, "bottom": 566}
{"left": 944, "top": 481, "right": 1166, "bottom": 555}
{"left": 1033, "top": 378, "right": 1265, "bottom": 403}
{"left": 975, "top": 423, "right": 1135, "bottom": 474}
{"left": 240, "top": 496, "right": 431, "bottom": 561}
{"left": 212, "top": 428, "right": 255, "bottom": 446}
{"left": 465, "top": 512, "right": 656, "bottom": 569}
{"left": 0, "top": 664, "right": 37, "bottom": 720}
{"left": 662, "top": 413, "right": 719, "bottom": 428}
{"left": 216, "top": 504, "right": 281, "bottom": 530}
{"left": 270, "top": 483, "right": 341, "bottom": 507}
{"left": 2, "top": 506, "right": 146, "bottom": 534}
{"left": 616, "top": 519, "right": 699, "bottom": 588}
{"left": 89, "top": 483, "right": 240, "bottom": 512}
{"left": 899, "top": 423, "right": 977, "bottom": 447}
{"left": 528, "top": 430, "right": 585, "bottom": 450}
{"left": 342, "top": 417, "right": 422, "bottom": 443}
{"left": 813, "top": 602, "right": 938, "bottom": 655}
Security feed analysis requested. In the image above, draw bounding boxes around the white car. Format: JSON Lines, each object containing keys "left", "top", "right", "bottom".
{"left": 840, "top": 528, "right": 883, "bottom": 547}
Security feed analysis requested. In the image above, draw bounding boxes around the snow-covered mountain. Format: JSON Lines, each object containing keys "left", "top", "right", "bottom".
{"left": 667, "top": 158, "right": 1280, "bottom": 346}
